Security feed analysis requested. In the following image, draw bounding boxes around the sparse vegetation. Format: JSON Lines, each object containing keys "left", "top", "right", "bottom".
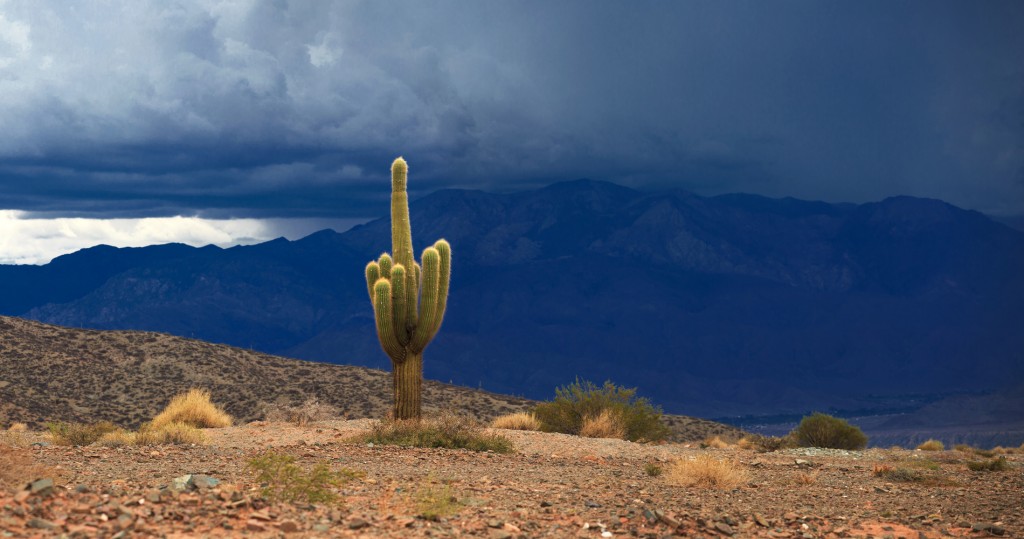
{"left": 248, "top": 451, "right": 361, "bottom": 505}
{"left": 793, "top": 413, "right": 868, "bottom": 450}
{"left": 0, "top": 423, "right": 28, "bottom": 448}
{"left": 533, "top": 379, "right": 669, "bottom": 442}
{"left": 702, "top": 435, "right": 731, "bottom": 449}
{"left": 136, "top": 422, "right": 206, "bottom": 445}
{"left": 46, "top": 421, "right": 118, "bottom": 446}
{"left": 413, "top": 480, "right": 462, "bottom": 521}
{"left": 579, "top": 409, "right": 627, "bottom": 439}
{"left": 644, "top": 462, "right": 663, "bottom": 477}
{"left": 738, "top": 434, "right": 794, "bottom": 453}
{"left": 489, "top": 412, "right": 541, "bottom": 431}
{"left": 967, "top": 457, "right": 1009, "bottom": 472}
{"left": 916, "top": 439, "right": 944, "bottom": 451}
{"left": 795, "top": 471, "right": 819, "bottom": 485}
{"left": 150, "top": 388, "right": 232, "bottom": 429}
{"left": 264, "top": 397, "right": 340, "bottom": 426}
{"left": 361, "top": 411, "right": 514, "bottom": 453}
{"left": 873, "top": 464, "right": 924, "bottom": 482}
{"left": 666, "top": 454, "right": 748, "bottom": 490}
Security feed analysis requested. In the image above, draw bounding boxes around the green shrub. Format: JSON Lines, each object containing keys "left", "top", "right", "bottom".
{"left": 413, "top": 480, "right": 461, "bottom": 521}
{"left": 644, "top": 462, "right": 663, "bottom": 477}
{"left": 362, "top": 411, "right": 514, "bottom": 453}
{"left": 967, "top": 457, "right": 1009, "bottom": 472}
{"left": 792, "top": 413, "right": 868, "bottom": 450}
{"left": 533, "top": 379, "right": 670, "bottom": 442}
{"left": 46, "top": 421, "right": 118, "bottom": 446}
{"left": 248, "top": 451, "right": 361, "bottom": 505}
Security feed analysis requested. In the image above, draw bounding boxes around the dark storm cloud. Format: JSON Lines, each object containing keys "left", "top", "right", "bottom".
{"left": 0, "top": 0, "right": 1022, "bottom": 219}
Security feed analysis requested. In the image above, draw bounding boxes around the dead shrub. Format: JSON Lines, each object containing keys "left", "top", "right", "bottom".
{"left": 489, "top": 412, "right": 541, "bottom": 431}
{"left": 46, "top": 421, "right": 118, "bottom": 446}
{"left": 264, "top": 397, "right": 340, "bottom": 426}
{"left": 916, "top": 439, "right": 944, "bottom": 451}
{"left": 795, "top": 471, "right": 818, "bottom": 485}
{"left": 150, "top": 388, "right": 232, "bottom": 429}
{"left": 579, "top": 409, "right": 627, "bottom": 439}
{"left": 701, "top": 435, "right": 731, "bottom": 449}
{"left": 666, "top": 454, "right": 748, "bottom": 490}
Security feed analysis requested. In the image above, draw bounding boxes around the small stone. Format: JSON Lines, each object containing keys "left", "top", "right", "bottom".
{"left": 540, "top": 500, "right": 553, "bottom": 507}
{"left": 27, "top": 518, "right": 57, "bottom": 530}
{"left": 74, "top": 484, "right": 90, "bottom": 493}
{"left": 585, "top": 500, "right": 602, "bottom": 508}
{"left": 754, "top": 514, "right": 770, "bottom": 527}
{"left": 348, "top": 518, "right": 370, "bottom": 530}
{"left": 145, "top": 490, "right": 163, "bottom": 503}
{"left": 278, "top": 520, "right": 301, "bottom": 533}
{"left": 489, "top": 531, "right": 513, "bottom": 539}
{"left": 170, "top": 475, "right": 193, "bottom": 492}
{"left": 487, "top": 520, "right": 504, "bottom": 528}
{"left": 312, "top": 523, "right": 331, "bottom": 532}
{"left": 29, "top": 478, "right": 55, "bottom": 496}
{"left": 191, "top": 474, "right": 219, "bottom": 490}
{"left": 246, "top": 520, "right": 266, "bottom": 532}
{"left": 715, "top": 522, "right": 735, "bottom": 535}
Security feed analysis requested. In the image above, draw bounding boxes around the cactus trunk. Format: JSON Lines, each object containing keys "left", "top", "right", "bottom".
{"left": 366, "top": 157, "right": 451, "bottom": 421}
{"left": 392, "top": 352, "right": 423, "bottom": 420}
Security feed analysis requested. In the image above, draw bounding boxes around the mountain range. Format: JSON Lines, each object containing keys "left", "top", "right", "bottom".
{"left": 2, "top": 180, "right": 1022, "bottom": 435}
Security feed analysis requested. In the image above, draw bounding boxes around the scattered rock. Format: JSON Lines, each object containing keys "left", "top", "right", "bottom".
{"left": 278, "top": 519, "right": 301, "bottom": 533}
{"left": 169, "top": 475, "right": 193, "bottom": 492}
{"left": 715, "top": 521, "right": 736, "bottom": 535}
{"left": 348, "top": 518, "right": 370, "bottom": 530}
{"left": 190, "top": 474, "right": 219, "bottom": 490}
{"left": 28, "top": 478, "right": 55, "bottom": 496}
{"left": 26, "top": 518, "right": 57, "bottom": 530}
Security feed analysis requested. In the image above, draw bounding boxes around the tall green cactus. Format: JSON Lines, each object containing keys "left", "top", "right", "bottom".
{"left": 365, "top": 157, "right": 451, "bottom": 420}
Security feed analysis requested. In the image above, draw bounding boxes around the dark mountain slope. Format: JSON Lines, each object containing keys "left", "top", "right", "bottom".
{"left": 5, "top": 180, "right": 1022, "bottom": 420}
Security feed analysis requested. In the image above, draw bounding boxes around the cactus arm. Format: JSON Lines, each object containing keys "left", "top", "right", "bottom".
{"left": 365, "top": 261, "right": 381, "bottom": 301}
{"left": 411, "top": 247, "right": 440, "bottom": 352}
{"left": 377, "top": 253, "right": 393, "bottom": 279}
{"left": 431, "top": 239, "right": 451, "bottom": 337}
{"left": 373, "top": 278, "right": 405, "bottom": 361}
{"left": 391, "top": 264, "right": 410, "bottom": 346}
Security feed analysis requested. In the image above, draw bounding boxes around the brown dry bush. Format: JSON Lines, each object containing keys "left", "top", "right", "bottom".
{"left": 264, "top": 397, "right": 340, "bottom": 426}
{"left": 46, "top": 421, "right": 118, "bottom": 446}
{"left": 702, "top": 435, "right": 731, "bottom": 449}
{"left": 916, "top": 439, "right": 944, "bottom": 451}
{"left": 489, "top": 412, "right": 541, "bottom": 431}
{"left": 666, "top": 454, "right": 748, "bottom": 490}
{"left": 579, "top": 409, "right": 627, "bottom": 439}
{"left": 150, "top": 388, "right": 232, "bottom": 429}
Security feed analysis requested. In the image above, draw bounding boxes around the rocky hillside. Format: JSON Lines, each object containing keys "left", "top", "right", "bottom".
{"left": 0, "top": 316, "right": 741, "bottom": 442}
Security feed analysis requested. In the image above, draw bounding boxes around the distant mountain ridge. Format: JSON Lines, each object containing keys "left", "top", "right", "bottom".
{"left": 2, "top": 180, "right": 1022, "bottom": 424}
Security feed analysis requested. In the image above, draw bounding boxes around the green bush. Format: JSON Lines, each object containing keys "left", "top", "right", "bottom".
{"left": 967, "top": 457, "right": 1009, "bottom": 472}
{"left": 362, "top": 411, "right": 514, "bottom": 453}
{"left": 46, "top": 421, "right": 118, "bottom": 446}
{"left": 248, "top": 451, "right": 361, "bottom": 505}
{"left": 533, "top": 379, "right": 670, "bottom": 442}
{"left": 792, "top": 413, "right": 868, "bottom": 450}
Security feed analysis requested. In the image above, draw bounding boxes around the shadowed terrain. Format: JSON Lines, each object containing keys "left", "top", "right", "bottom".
{"left": 0, "top": 316, "right": 742, "bottom": 443}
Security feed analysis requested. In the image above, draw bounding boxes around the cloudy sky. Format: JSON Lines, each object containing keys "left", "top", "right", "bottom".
{"left": 0, "top": 1, "right": 1022, "bottom": 263}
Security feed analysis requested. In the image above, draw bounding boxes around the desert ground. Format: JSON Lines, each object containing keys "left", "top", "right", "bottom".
{"left": 2, "top": 420, "right": 1022, "bottom": 539}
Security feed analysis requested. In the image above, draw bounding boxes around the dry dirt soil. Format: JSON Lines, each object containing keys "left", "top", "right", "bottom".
{"left": 1, "top": 421, "right": 1022, "bottom": 539}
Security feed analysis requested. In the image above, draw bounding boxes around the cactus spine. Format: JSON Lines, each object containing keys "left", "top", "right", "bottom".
{"left": 365, "top": 157, "right": 451, "bottom": 420}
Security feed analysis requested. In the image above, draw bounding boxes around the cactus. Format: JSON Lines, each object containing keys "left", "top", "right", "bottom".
{"left": 365, "top": 157, "right": 451, "bottom": 420}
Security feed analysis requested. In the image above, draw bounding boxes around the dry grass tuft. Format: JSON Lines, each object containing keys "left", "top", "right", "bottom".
{"left": 702, "top": 435, "right": 731, "bottom": 449}
{"left": 137, "top": 422, "right": 206, "bottom": 445}
{"left": 489, "top": 412, "right": 542, "bottom": 431}
{"left": 666, "top": 454, "right": 749, "bottom": 490}
{"left": 97, "top": 429, "right": 137, "bottom": 447}
{"left": 264, "top": 397, "right": 340, "bottom": 426}
{"left": 579, "top": 409, "right": 627, "bottom": 439}
{"left": 1, "top": 423, "right": 29, "bottom": 448}
{"left": 795, "top": 471, "right": 818, "bottom": 485}
{"left": 150, "top": 388, "right": 232, "bottom": 429}
{"left": 916, "top": 439, "right": 944, "bottom": 451}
